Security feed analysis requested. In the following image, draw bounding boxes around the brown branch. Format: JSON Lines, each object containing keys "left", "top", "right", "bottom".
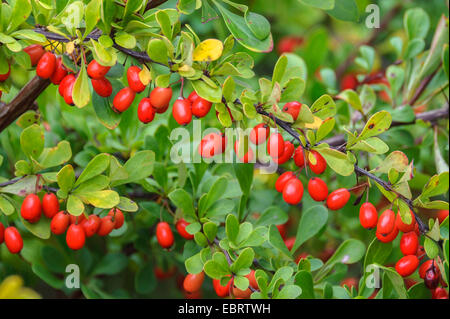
{"left": 0, "top": 76, "right": 50, "bottom": 133}
{"left": 145, "top": 0, "right": 169, "bottom": 11}
{"left": 335, "top": 4, "right": 402, "bottom": 79}
{"left": 408, "top": 64, "right": 441, "bottom": 106}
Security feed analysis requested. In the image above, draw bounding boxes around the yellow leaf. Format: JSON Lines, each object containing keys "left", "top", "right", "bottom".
{"left": 66, "top": 41, "right": 75, "bottom": 54}
{"left": 193, "top": 39, "right": 224, "bottom": 62}
{"left": 139, "top": 65, "right": 151, "bottom": 86}
{"left": 304, "top": 116, "right": 323, "bottom": 130}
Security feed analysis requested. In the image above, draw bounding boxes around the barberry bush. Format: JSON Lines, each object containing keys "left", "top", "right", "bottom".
{"left": 0, "top": 0, "right": 449, "bottom": 300}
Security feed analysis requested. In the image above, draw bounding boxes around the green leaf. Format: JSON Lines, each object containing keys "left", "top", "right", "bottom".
{"left": 156, "top": 10, "right": 172, "bottom": 40}
{"left": 84, "top": 0, "right": 101, "bottom": 38}
{"left": 292, "top": 205, "right": 328, "bottom": 252}
{"left": 113, "top": 151, "right": 155, "bottom": 186}
{"left": 310, "top": 94, "right": 336, "bottom": 119}
{"left": 75, "top": 153, "right": 110, "bottom": 187}
{"left": 38, "top": 141, "right": 72, "bottom": 169}
{"left": 337, "top": 89, "right": 362, "bottom": 112}
{"left": 191, "top": 79, "right": 222, "bottom": 103}
{"left": 424, "top": 237, "right": 439, "bottom": 259}
{"left": 268, "top": 224, "right": 292, "bottom": 258}
{"left": 203, "top": 222, "right": 218, "bottom": 242}
{"left": 115, "top": 31, "right": 136, "bottom": 49}
{"left": 255, "top": 206, "right": 288, "bottom": 227}
{"left": 272, "top": 55, "right": 288, "bottom": 87}
{"left": 226, "top": 214, "right": 239, "bottom": 243}
{"left": 386, "top": 65, "right": 404, "bottom": 99}
{"left": 233, "top": 163, "right": 253, "bottom": 196}
{"left": 203, "top": 252, "right": 231, "bottom": 279}
{"left": 20, "top": 124, "right": 44, "bottom": 160}
{"left": 185, "top": 252, "right": 204, "bottom": 274}
{"left": 408, "top": 282, "right": 432, "bottom": 299}
{"left": 177, "top": 0, "right": 200, "bottom": 15}
{"left": 7, "top": 0, "right": 32, "bottom": 33}
{"left": 275, "top": 285, "right": 302, "bottom": 299}
{"left": 231, "top": 247, "right": 254, "bottom": 273}
{"left": 315, "top": 147, "right": 355, "bottom": 176}
{"left": 117, "top": 197, "right": 138, "bottom": 212}
{"left": 325, "top": 0, "right": 357, "bottom": 22}
{"left": 67, "top": 195, "right": 85, "bottom": 216}
{"left": 355, "top": 45, "right": 375, "bottom": 72}
{"left": 295, "top": 271, "right": 315, "bottom": 299}
{"left": 0, "top": 195, "right": 15, "bottom": 216}
{"left": 358, "top": 111, "right": 392, "bottom": 141}
{"left": 168, "top": 189, "right": 195, "bottom": 219}
{"left": 135, "top": 264, "right": 156, "bottom": 295}
{"left": 57, "top": 165, "right": 76, "bottom": 195}
{"left": 199, "top": 176, "right": 228, "bottom": 215}
{"left": 77, "top": 190, "right": 120, "bottom": 209}
{"left": 245, "top": 11, "right": 271, "bottom": 40}
{"left": 299, "top": 0, "right": 335, "bottom": 10}
{"left": 93, "top": 253, "right": 128, "bottom": 275}
{"left": 72, "top": 62, "right": 90, "bottom": 108}
{"left": 404, "top": 8, "right": 430, "bottom": 40}
{"left": 316, "top": 118, "right": 335, "bottom": 142}
{"left": 147, "top": 39, "right": 168, "bottom": 65}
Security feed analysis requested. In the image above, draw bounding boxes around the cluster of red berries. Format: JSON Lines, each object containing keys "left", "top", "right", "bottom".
{"left": 51, "top": 208, "right": 125, "bottom": 250}
{"left": 155, "top": 218, "right": 194, "bottom": 249}
{"left": 172, "top": 91, "right": 213, "bottom": 126}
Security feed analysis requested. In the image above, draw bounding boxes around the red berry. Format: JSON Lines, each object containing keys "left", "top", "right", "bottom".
{"left": 213, "top": 277, "right": 232, "bottom": 298}
{"left": 340, "top": 277, "right": 359, "bottom": 290}
{"left": 273, "top": 141, "right": 294, "bottom": 164}
{"left": 66, "top": 224, "right": 86, "bottom": 250}
{"left": 419, "top": 260, "right": 439, "bottom": 279}
{"left": 69, "top": 214, "right": 86, "bottom": 225}
{"left": 308, "top": 150, "right": 327, "bottom": 174}
{"left": 198, "top": 133, "right": 226, "bottom": 158}
{"left": 172, "top": 98, "right": 192, "bottom": 125}
{"left": 308, "top": 177, "right": 328, "bottom": 201}
{"left": 277, "top": 36, "right": 304, "bottom": 55}
{"left": 63, "top": 75, "right": 76, "bottom": 105}
{"left": 432, "top": 287, "right": 448, "bottom": 299}
{"left": 395, "top": 210, "right": 416, "bottom": 233}
{"left": 326, "top": 188, "right": 350, "bottom": 211}
{"left": 282, "top": 178, "right": 304, "bottom": 205}
{"left": 21, "top": 194, "right": 42, "bottom": 223}
{"left": 154, "top": 266, "right": 176, "bottom": 280}
{"left": 176, "top": 218, "right": 194, "bottom": 240}
{"left": 0, "top": 222, "right": 5, "bottom": 244}
{"left": 424, "top": 268, "right": 440, "bottom": 289}
{"left": 376, "top": 225, "right": 399, "bottom": 243}
{"left": 183, "top": 272, "right": 205, "bottom": 293}
{"left": 293, "top": 146, "right": 305, "bottom": 168}
{"left": 36, "top": 52, "right": 56, "bottom": 79}
{"left": 191, "top": 98, "right": 212, "bottom": 118}
{"left": 51, "top": 211, "right": 70, "bottom": 235}
{"left": 284, "top": 237, "right": 296, "bottom": 250}
{"left": 0, "top": 64, "right": 10, "bottom": 82}
{"left": 108, "top": 208, "right": 124, "bottom": 229}
{"left": 188, "top": 91, "right": 199, "bottom": 103}
{"left": 24, "top": 45, "right": 45, "bottom": 66}
{"left": 249, "top": 123, "right": 270, "bottom": 145}
{"left": 234, "top": 140, "right": 254, "bottom": 163}
{"left": 149, "top": 87, "right": 173, "bottom": 111}
{"left": 341, "top": 73, "right": 358, "bottom": 91}
{"left": 4, "top": 227, "right": 23, "bottom": 254}
{"left": 276, "top": 224, "right": 287, "bottom": 239}
{"left": 437, "top": 210, "right": 449, "bottom": 224}
{"left": 97, "top": 215, "right": 116, "bottom": 236}
{"left": 113, "top": 87, "right": 136, "bottom": 112}
{"left": 377, "top": 209, "right": 396, "bottom": 236}
{"left": 282, "top": 101, "right": 302, "bottom": 121}
{"left": 59, "top": 74, "right": 75, "bottom": 97}
{"left": 87, "top": 60, "right": 110, "bottom": 79}
{"left": 127, "top": 66, "right": 146, "bottom": 93}
{"left": 156, "top": 222, "right": 174, "bottom": 249}
{"left": 275, "top": 171, "right": 296, "bottom": 193}
{"left": 81, "top": 215, "right": 101, "bottom": 237}
{"left": 50, "top": 57, "right": 68, "bottom": 85}
{"left": 400, "top": 232, "right": 419, "bottom": 256}
{"left": 395, "top": 255, "right": 419, "bottom": 277}
{"left": 137, "top": 98, "right": 156, "bottom": 123}
{"left": 92, "top": 77, "right": 113, "bottom": 97}
{"left": 232, "top": 282, "right": 252, "bottom": 299}
{"left": 267, "top": 133, "right": 285, "bottom": 158}
{"left": 359, "top": 202, "right": 378, "bottom": 229}
{"left": 42, "top": 193, "right": 60, "bottom": 219}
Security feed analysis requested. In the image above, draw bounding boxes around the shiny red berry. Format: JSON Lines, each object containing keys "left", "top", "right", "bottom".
{"left": 51, "top": 211, "right": 70, "bottom": 235}
{"left": 293, "top": 146, "right": 305, "bottom": 168}
{"left": 437, "top": 210, "right": 448, "bottom": 224}
{"left": 81, "top": 215, "right": 101, "bottom": 237}
{"left": 249, "top": 123, "right": 270, "bottom": 145}
{"left": 198, "top": 133, "right": 226, "bottom": 158}
{"left": 127, "top": 66, "right": 146, "bottom": 93}
{"left": 273, "top": 141, "right": 294, "bottom": 164}
{"left": 137, "top": 98, "right": 156, "bottom": 123}
{"left": 234, "top": 140, "right": 254, "bottom": 163}
{"left": 156, "top": 222, "right": 174, "bottom": 249}
{"left": 66, "top": 224, "right": 86, "bottom": 250}
{"left": 282, "top": 101, "right": 302, "bottom": 121}
{"left": 308, "top": 150, "right": 327, "bottom": 174}
{"left": 108, "top": 208, "right": 124, "bottom": 229}
{"left": 59, "top": 74, "right": 75, "bottom": 97}
{"left": 183, "top": 272, "right": 205, "bottom": 293}
{"left": 97, "top": 215, "right": 116, "bottom": 236}
{"left": 395, "top": 210, "right": 416, "bottom": 233}
{"left": 149, "top": 87, "right": 173, "bottom": 111}
{"left": 213, "top": 277, "right": 232, "bottom": 298}
{"left": 326, "top": 188, "right": 350, "bottom": 211}
{"left": 377, "top": 209, "right": 396, "bottom": 236}
{"left": 192, "top": 97, "right": 212, "bottom": 118}
{"left": 176, "top": 218, "right": 194, "bottom": 240}
{"left": 92, "top": 77, "right": 113, "bottom": 97}
{"left": 87, "top": 60, "right": 110, "bottom": 79}
{"left": 395, "top": 255, "right": 419, "bottom": 277}
{"left": 359, "top": 202, "right": 378, "bottom": 229}
{"left": 50, "top": 57, "right": 68, "bottom": 85}
{"left": 282, "top": 178, "right": 304, "bottom": 205}
{"left": 275, "top": 171, "right": 295, "bottom": 193}
{"left": 113, "top": 87, "right": 136, "bottom": 112}
{"left": 376, "top": 226, "right": 399, "bottom": 243}
{"left": 63, "top": 75, "right": 76, "bottom": 105}
{"left": 21, "top": 194, "right": 42, "bottom": 223}
{"left": 400, "top": 232, "right": 419, "bottom": 256}
{"left": 24, "top": 45, "right": 45, "bottom": 66}
{"left": 36, "top": 52, "right": 56, "bottom": 79}
{"left": 42, "top": 193, "right": 60, "bottom": 219}
{"left": 188, "top": 91, "right": 199, "bottom": 103}
{"left": 4, "top": 227, "right": 23, "bottom": 254}
{"left": 308, "top": 177, "right": 328, "bottom": 201}
{"left": 172, "top": 98, "right": 192, "bottom": 125}
{"left": 267, "top": 133, "right": 285, "bottom": 158}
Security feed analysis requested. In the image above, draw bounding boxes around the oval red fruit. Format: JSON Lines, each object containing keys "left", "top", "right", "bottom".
{"left": 50, "top": 57, "right": 68, "bottom": 85}
{"left": 376, "top": 226, "right": 399, "bottom": 243}
{"left": 308, "top": 177, "right": 328, "bottom": 201}
{"left": 127, "top": 66, "right": 146, "bottom": 93}
{"left": 395, "top": 255, "right": 419, "bottom": 277}
{"left": 42, "top": 193, "right": 60, "bottom": 219}
{"left": 97, "top": 215, "right": 116, "bottom": 236}
{"left": 275, "top": 171, "right": 295, "bottom": 193}
{"left": 183, "top": 272, "right": 205, "bottom": 293}
{"left": 113, "top": 87, "right": 136, "bottom": 112}
{"left": 188, "top": 91, "right": 199, "bottom": 103}
{"left": 4, "top": 227, "right": 23, "bottom": 254}
{"left": 137, "top": 98, "right": 156, "bottom": 123}
{"left": 87, "top": 60, "right": 110, "bottom": 79}
{"left": 308, "top": 150, "right": 327, "bottom": 174}
{"left": 198, "top": 133, "right": 226, "bottom": 158}
{"left": 273, "top": 141, "right": 294, "bottom": 164}
{"left": 82, "top": 215, "right": 101, "bottom": 237}
{"left": 282, "top": 101, "right": 302, "bottom": 121}
{"left": 293, "top": 146, "right": 305, "bottom": 168}
{"left": 63, "top": 75, "right": 76, "bottom": 105}
{"left": 36, "top": 52, "right": 56, "bottom": 79}
{"left": 377, "top": 209, "right": 396, "bottom": 236}
{"left": 176, "top": 218, "right": 194, "bottom": 240}
{"left": 437, "top": 210, "right": 448, "bottom": 224}
{"left": 282, "top": 178, "right": 304, "bottom": 205}
{"left": 326, "top": 188, "right": 350, "bottom": 211}
{"left": 108, "top": 208, "right": 124, "bottom": 229}
{"left": 267, "top": 133, "right": 285, "bottom": 158}
{"left": 395, "top": 210, "right": 416, "bottom": 233}
{"left": 400, "top": 232, "right": 419, "bottom": 256}
{"left": 24, "top": 45, "right": 45, "bottom": 66}
{"left": 156, "top": 222, "right": 174, "bottom": 249}
{"left": 249, "top": 123, "right": 270, "bottom": 145}
{"left": 172, "top": 99, "right": 192, "bottom": 125}
{"left": 59, "top": 74, "right": 75, "bottom": 97}
{"left": 21, "top": 194, "right": 42, "bottom": 223}
{"left": 234, "top": 140, "right": 254, "bottom": 163}
{"left": 359, "top": 202, "right": 378, "bottom": 229}
{"left": 150, "top": 87, "right": 173, "bottom": 111}
{"left": 191, "top": 98, "right": 212, "bottom": 118}
{"left": 213, "top": 277, "right": 232, "bottom": 298}
{"left": 66, "top": 224, "right": 86, "bottom": 250}
{"left": 92, "top": 77, "right": 113, "bottom": 97}
{"left": 51, "top": 211, "right": 70, "bottom": 235}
